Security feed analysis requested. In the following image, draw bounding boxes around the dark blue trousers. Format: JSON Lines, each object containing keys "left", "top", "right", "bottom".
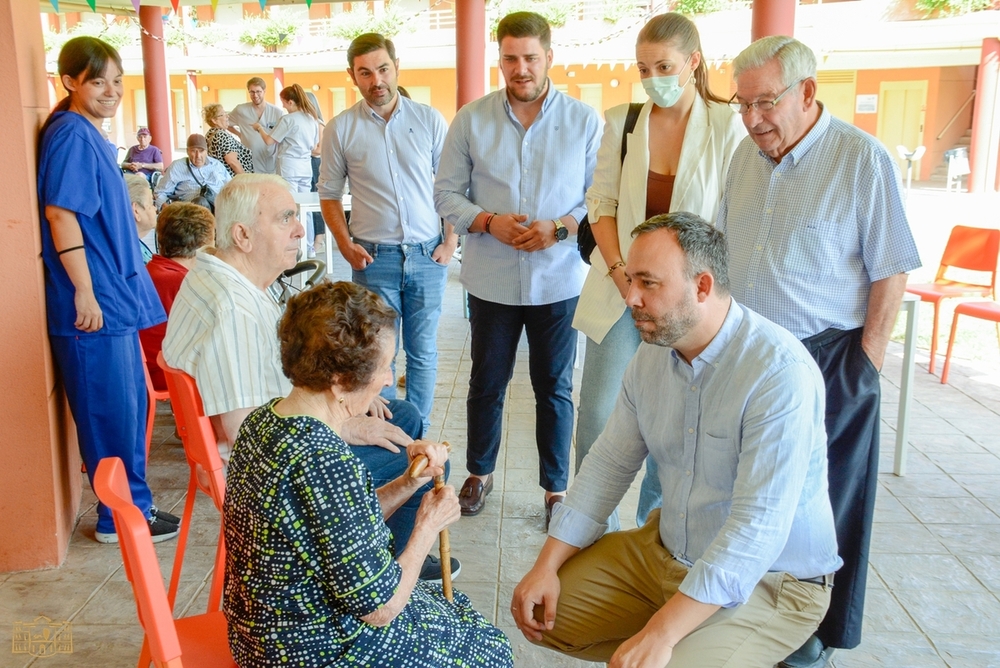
{"left": 466, "top": 295, "right": 578, "bottom": 492}
{"left": 51, "top": 333, "right": 151, "bottom": 534}
{"left": 353, "top": 398, "right": 441, "bottom": 554}
{"left": 801, "top": 327, "right": 881, "bottom": 650}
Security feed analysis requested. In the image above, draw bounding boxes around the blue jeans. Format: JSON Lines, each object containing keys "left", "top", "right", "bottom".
{"left": 467, "top": 295, "right": 578, "bottom": 492}
{"left": 576, "top": 311, "right": 642, "bottom": 532}
{"left": 353, "top": 238, "right": 448, "bottom": 435}
{"left": 352, "top": 398, "right": 440, "bottom": 553}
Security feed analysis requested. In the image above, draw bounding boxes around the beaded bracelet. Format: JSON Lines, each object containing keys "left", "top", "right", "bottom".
{"left": 607, "top": 261, "right": 626, "bottom": 277}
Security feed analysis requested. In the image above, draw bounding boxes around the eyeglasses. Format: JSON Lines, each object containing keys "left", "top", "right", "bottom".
{"left": 728, "top": 78, "right": 804, "bottom": 115}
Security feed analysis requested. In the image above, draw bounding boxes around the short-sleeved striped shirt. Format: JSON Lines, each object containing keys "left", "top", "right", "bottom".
{"left": 162, "top": 252, "right": 289, "bottom": 416}
{"left": 718, "top": 106, "right": 921, "bottom": 339}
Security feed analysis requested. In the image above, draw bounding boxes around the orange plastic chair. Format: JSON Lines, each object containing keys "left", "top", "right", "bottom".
{"left": 157, "top": 352, "right": 227, "bottom": 616}
{"left": 93, "top": 457, "right": 236, "bottom": 668}
{"left": 941, "top": 301, "right": 1000, "bottom": 384}
{"left": 141, "top": 347, "right": 172, "bottom": 459}
{"left": 906, "top": 225, "right": 1000, "bottom": 374}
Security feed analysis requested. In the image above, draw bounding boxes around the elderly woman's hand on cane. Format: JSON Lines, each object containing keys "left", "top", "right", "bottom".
{"left": 408, "top": 441, "right": 457, "bottom": 600}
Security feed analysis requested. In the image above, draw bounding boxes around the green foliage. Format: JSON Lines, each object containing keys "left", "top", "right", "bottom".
{"left": 67, "top": 19, "right": 138, "bottom": 51}
{"left": 239, "top": 13, "right": 300, "bottom": 49}
{"left": 913, "top": 0, "right": 993, "bottom": 16}
{"left": 327, "top": 1, "right": 411, "bottom": 41}
{"left": 671, "top": 0, "right": 726, "bottom": 16}
{"left": 487, "top": 0, "right": 580, "bottom": 35}
{"left": 43, "top": 28, "right": 70, "bottom": 54}
{"left": 601, "top": 0, "right": 643, "bottom": 24}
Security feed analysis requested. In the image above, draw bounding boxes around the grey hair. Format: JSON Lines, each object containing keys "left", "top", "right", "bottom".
{"left": 123, "top": 173, "right": 152, "bottom": 208}
{"left": 214, "top": 174, "right": 292, "bottom": 252}
{"left": 632, "top": 211, "right": 730, "bottom": 295}
{"left": 732, "top": 36, "right": 816, "bottom": 87}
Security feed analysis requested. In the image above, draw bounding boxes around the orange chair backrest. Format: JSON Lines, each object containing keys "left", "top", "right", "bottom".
{"left": 93, "top": 457, "right": 184, "bottom": 666}
{"left": 157, "top": 352, "right": 227, "bottom": 511}
{"left": 936, "top": 226, "right": 1000, "bottom": 288}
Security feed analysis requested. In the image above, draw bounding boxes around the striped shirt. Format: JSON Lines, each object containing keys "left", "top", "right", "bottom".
{"left": 434, "top": 84, "right": 601, "bottom": 306}
{"left": 162, "top": 252, "right": 289, "bottom": 416}
{"left": 319, "top": 96, "right": 447, "bottom": 245}
{"left": 718, "top": 106, "right": 921, "bottom": 339}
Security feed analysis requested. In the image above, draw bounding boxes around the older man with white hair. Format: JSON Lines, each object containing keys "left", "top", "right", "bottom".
{"left": 163, "top": 175, "right": 453, "bottom": 578}
{"left": 717, "top": 37, "right": 920, "bottom": 668}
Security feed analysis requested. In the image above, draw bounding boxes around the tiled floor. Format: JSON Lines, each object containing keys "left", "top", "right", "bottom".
{"left": 4, "top": 253, "right": 1000, "bottom": 667}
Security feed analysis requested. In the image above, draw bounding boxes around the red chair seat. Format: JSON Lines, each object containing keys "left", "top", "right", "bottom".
{"left": 174, "top": 611, "right": 237, "bottom": 667}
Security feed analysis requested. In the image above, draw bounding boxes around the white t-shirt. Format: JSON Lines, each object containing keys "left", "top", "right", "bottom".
{"left": 229, "top": 102, "right": 284, "bottom": 174}
{"left": 270, "top": 111, "right": 319, "bottom": 179}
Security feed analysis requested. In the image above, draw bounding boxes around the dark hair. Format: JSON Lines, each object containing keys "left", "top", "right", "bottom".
{"left": 497, "top": 12, "right": 551, "bottom": 51}
{"left": 279, "top": 282, "right": 397, "bottom": 393}
{"left": 246, "top": 77, "right": 266, "bottom": 90}
{"left": 637, "top": 14, "right": 727, "bottom": 105}
{"left": 280, "top": 83, "right": 319, "bottom": 121}
{"left": 347, "top": 33, "right": 397, "bottom": 69}
{"left": 156, "top": 203, "right": 215, "bottom": 259}
{"left": 632, "top": 212, "right": 730, "bottom": 294}
{"left": 50, "top": 36, "right": 123, "bottom": 116}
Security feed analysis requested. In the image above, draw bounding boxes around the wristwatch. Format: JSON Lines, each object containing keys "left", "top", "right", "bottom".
{"left": 553, "top": 219, "right": 568, "bottom": 241}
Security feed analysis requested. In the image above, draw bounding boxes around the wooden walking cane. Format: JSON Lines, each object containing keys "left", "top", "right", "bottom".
{"left": 407, "top": 442, "right": 453, "bottom": 601}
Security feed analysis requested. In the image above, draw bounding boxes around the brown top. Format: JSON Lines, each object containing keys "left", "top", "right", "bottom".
{"left": 645, "top": 170, "right": 676, "bottom": 221}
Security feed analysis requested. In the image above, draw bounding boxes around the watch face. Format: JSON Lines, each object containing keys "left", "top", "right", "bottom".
{"left": 555, "top": 226, "right": 568, "bottom": 240}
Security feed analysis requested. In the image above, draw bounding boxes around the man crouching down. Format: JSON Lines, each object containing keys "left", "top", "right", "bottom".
{"left": 511, "top": 212, "right": 842, "bottom": 667}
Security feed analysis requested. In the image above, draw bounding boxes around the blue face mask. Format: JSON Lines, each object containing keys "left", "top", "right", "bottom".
{"left": 641, "top": 61, "right": 694, "bottom": 108}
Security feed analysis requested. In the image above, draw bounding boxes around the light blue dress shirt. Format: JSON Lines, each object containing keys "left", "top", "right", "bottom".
{"left": 718, "top": 106, "right": 921, "bottom": 339}
{"left": 434, "top": 84, "right": 601, "bottom": 306}
{"left": 319, "top": 96, "right": 447, "bottom": 244}
{"left": 154, "top": 156, "right": 231, "bottom": 208}
{"left": 550, "top": 300, "right": 842, "bottom": 608}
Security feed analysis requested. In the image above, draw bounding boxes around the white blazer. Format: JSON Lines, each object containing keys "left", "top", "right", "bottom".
{"left": 573, "top": 97, "right": 746, "bottom": 344}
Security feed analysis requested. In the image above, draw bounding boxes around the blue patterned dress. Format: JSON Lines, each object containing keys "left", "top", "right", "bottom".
{"left": 223, "top": 400, "right": 513, "bottom": 667}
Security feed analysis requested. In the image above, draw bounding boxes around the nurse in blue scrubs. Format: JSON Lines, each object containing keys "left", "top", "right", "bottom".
{"left": 38, "top": 37, "right": 178, "bottom": 544}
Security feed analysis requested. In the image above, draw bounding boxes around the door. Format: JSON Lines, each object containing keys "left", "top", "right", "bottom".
{"left": 816, "top": 71, "right": 856, "bottom": 124}
{"left": 877, "top": 80, "right": 927, "bottom": 178}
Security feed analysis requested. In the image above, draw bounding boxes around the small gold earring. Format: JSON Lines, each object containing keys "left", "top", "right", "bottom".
{"left": 338, "top": 397, "right": 344, "bottom": 404}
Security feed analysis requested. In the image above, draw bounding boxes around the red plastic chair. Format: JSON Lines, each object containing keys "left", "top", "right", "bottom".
{"left": 141, "top": 347, "right": 172, "bottom": 459}
{"left": 93, "top": 457, "right": 236, "bottom": 668}
{"left": 941, "top": 301, "right": 1000, "bottom": 384}
{"left": 157, "top": 352, "right": 227, "bottom": 616}
{"left": 906, "top": 225, "right": 1000, "bottom": 374}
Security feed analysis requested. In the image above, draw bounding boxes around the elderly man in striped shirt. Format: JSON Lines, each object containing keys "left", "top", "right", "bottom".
{"left": 162, "top": 175, "right": 455, "bottom": 580}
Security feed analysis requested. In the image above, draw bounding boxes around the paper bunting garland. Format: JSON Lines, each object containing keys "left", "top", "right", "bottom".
{"left": 131, "top": 0, "right": 140, "bottom": 12}
{"left": 86, "top": 0, "right": 96, "bottom": 10}
{"left": 171, "top": 0, "right": 180, "bottom": 12}
{"left": 49, "top": 0, "right": 58, "bottom": 11}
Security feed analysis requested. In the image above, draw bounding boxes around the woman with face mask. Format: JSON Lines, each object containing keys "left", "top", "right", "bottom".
{"left": 572, "top": 13, "right": 745, "bottom": 531}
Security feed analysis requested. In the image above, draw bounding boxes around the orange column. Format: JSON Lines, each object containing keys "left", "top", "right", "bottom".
{"left": 751, "top": 0, "right": 795, "bottom": 40}
{"left": 139, "top": 5, "right": 174, "bottom": 155}
{"left": 455, "top": 0, "right": 486, "bottom": 110}
{"left": 0, "top": 0, "right": 80, "bottom": 572}
{"left": 969, "top": 38, "right": 1000, "bottom": 193}
{"left": 273, "top": 68, "right": 285, "bottom": 102}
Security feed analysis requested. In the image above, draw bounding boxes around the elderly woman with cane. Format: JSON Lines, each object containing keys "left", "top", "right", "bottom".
{"left": 223, "top": 281, "right": 512, "bottom": 668}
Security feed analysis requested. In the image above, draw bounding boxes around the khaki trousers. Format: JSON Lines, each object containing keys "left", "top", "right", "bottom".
{"left": 536, "top": 510, "right": 831, "bottom": 667}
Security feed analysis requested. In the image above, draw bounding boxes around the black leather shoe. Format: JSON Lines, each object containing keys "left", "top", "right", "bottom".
{"left": 458, "top": 474, "right": 493, "bottom": 516}
{"left": 544, "top": 494, "right": 565, "bottom": 532}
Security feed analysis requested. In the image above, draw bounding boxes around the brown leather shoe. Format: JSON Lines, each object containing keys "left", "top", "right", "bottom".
{"left": 458, "top": 474, "right": 493, "bottom": 516}
{"left": 544, "top": 494, "right": 565, "bottom": 532}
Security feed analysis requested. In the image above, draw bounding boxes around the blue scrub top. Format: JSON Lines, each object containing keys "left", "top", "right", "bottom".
{"left": 38, "top": 112, "right": 165, "bottom": 337}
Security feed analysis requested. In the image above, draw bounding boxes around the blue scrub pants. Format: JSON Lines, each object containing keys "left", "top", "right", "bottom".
{"left": 51, "top": 333, "right": 152, "bottom": 535}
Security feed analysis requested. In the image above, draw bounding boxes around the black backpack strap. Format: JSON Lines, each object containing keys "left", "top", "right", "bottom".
{"left": 185, "top": 158, "right": 206, "bottom": 187}
{"left": 620, "top": 102, "right": 643, "bottom": 165}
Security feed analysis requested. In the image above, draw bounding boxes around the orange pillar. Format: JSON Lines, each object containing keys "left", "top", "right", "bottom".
{"left": 751, "top": 0, "right": 795, "bottom": 40}
{"left": 139, "top": 5, "right": 174, "bottom": 155}
{"left": 0, "top": 0, "right": 80, "bottom": 572}
{"left": 455, "top": 0, "right": 486, "bottom": 110}
{"left": 273, "top": 68, "right": 285, "bottom": 102}
{"left": 969, "top": 38, "right": 1000, "bottom": 193}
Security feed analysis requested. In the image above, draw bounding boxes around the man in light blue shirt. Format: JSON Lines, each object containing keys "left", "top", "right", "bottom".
{"left": 154, "top": 134, "right": 231, "bottom": 210}
{"left": 319, "top": 33, "right": 457, "bottom": 435}
{"left": 718, "top": 37, "right": 921, "bottom": 668}
{"left": 434, "top": 12, "right": 601, "bottom": 519}
{"left": 511, "top": 213, "right": 840, "bottom": 668}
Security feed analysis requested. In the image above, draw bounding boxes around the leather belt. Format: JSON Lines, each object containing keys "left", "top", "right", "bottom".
{"left": 798, "top": 573, "right": 835, "bottom": 587}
